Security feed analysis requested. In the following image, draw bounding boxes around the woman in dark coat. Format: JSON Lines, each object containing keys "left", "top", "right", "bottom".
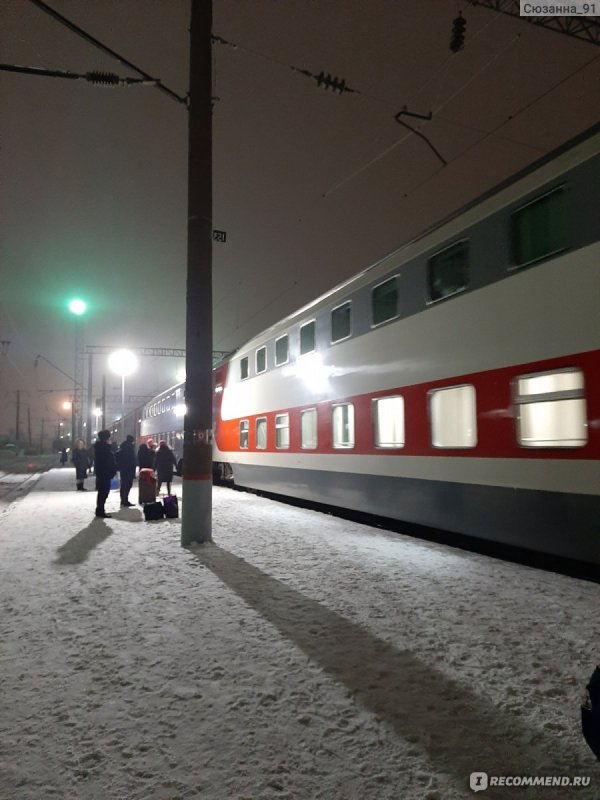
{"left": 71, "top": 439, "right": 90, "bottom": 491}
{"left": 154, "top": 440, "right": 177, "bottom": 495}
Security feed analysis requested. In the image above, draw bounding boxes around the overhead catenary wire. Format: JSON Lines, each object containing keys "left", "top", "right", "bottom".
{"left": 27, "top": 0, "right": 187, "bottom": 105}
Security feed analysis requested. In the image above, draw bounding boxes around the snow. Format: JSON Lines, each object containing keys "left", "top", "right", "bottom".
{"left": 0, "top": 467, "right": 598, "bottom": 800}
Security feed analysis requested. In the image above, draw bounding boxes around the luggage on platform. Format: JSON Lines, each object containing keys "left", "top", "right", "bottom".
{"left": 110, "top": 475, "right": 120, "bottom": 491}
{"left": 163, "top": 494, "right": 179, "bottom": 519}
{"left": 143, "top": 501, "right": 165, "bottom": 521}
{"left": 138, "top": 468, "right": 157, "bottom": 504}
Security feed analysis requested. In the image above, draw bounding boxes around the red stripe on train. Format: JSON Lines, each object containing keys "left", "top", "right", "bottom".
{"left": 215, "top": 349, "right": 600, "bottom": 460}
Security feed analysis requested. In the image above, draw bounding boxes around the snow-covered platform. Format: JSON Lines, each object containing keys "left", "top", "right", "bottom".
{"left": 1, "top": 467, "right": 598, "bottom": 800}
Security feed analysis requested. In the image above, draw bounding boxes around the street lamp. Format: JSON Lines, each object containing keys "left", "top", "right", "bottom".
{"left": 108, "top": 349, "right": 138, "bottom": 440}
{"left": 67, "top": 298, "right": 87, "bottom": 443}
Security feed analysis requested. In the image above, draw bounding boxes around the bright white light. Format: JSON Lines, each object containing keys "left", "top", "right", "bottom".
{"left": 293, "top": 352, "right": 333, "bottom": 395}
{"left": 174, "top": 404, "right": 187, "bottom": 417}
{"left": 108, "top": 349, "right": 138, "bottom": 377}
{"left": 68, "top": 299, "right": 87, "bottom": 316}
{"left": 63, "top": 401, "right": 71, "bottom": 410}
{"left": 176, "top": 366, "right": 186, "bottom": 383}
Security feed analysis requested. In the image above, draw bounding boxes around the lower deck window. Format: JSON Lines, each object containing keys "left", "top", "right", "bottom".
{"left": 374, "top": 396, "right": 405, "bottom": 448}
{"left": 275, "top": 414, "right": 289, "bottom": 449}
{"left": 515, "top": 368, "right": 587, "bottom": 447}
{"left": 256, "top": 417, "right": 267, "bottom": 449}
{"left": 332, "top": 403, "right": 354, "bottom": 448}
{"left": 300, "top": 408, "right": 317, "bottom": 449}
{"left": 240, "top": 420, "right": 249, "bottom": 449}
{"left": 430, "top": 385, "right": 477, "bottom": 448}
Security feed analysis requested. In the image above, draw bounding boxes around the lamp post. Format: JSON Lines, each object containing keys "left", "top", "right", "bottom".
{"left": 107, "top": 349, "right": 138, "bottom": 441}
{"left": 67, "top": 298, "right": 87, "bottom": 443}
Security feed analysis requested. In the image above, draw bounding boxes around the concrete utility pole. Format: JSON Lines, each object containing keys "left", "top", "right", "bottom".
{"left": 181, "top": 0, "right": 213, "bottom": 545}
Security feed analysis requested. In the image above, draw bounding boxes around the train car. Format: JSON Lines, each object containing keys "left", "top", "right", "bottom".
{"left": 139, "top": 382, "right": 186, "bottom": 472}
{"left": 211, "top": 125, "right": 600, "bottom": 567}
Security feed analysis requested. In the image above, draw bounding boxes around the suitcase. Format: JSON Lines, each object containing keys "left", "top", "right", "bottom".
{"left": 138, "top": 468, "right": 157, "bottom": 504}
{"left": 143, "top": 501, "right": 164, "bottom": 521}
{"left": 163, "top": 494, "right": 179, "bottom": 519}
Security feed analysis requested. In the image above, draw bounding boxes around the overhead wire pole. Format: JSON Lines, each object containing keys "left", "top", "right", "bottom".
{"left": 181, "top": 0, "right": 213, "bottom": 546}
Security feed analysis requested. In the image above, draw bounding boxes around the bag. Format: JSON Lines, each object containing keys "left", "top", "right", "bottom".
{"left": 138, "top": 468, "right": 157, "bottom": 504}
{"left": 143, "top": 501, "right": 164, "bottom": 521}
{"left": 163, "top": 494, "right": 179, "bottom": 519}
{"left": 110, "top": 475, "right": 120, "bottom": 491}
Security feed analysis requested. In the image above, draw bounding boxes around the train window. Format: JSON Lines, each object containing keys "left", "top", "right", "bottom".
{"left": 514, "top": 368, "right": 587, "bottom": 447}
{"left": 275, "top": 334, "right": 289, "bottom": 366}
{"left": 256, "top": 347, "right": 266, "bottom": 374}
{"left": 256, "top": 417, "right": 267, "bottom": 449}
{"left": 275, "top": 413, "right": 290, "bottom": 449}
{"left": 332, "top": 403, "right": 355, "bottom": 449}
{"left": 373, "top": 396, "right": 405, "bottom": 448}
{"left": 239, "top": 420, "right": 249, "bottom": 449}
{"left": 430, "top": 385, "right": 477, "bottom": 448}
{"left": 240, "top": 357, "right": 249, "bottom": 380}
{"left": 428, "top": 240, "right": 469, "bottom": 302}
{"left": 331, "top": 301, "right": 351, "bottom": 343}
{"left": 300, "top": 321, "right": 316, "bottom": 355}
{"left": 511, "top": 187, "right": 567, "bottom": 268}
{"left": 372, "top": 276, "right": 398, "bottom": 326}
{"left": 300, "top": 408, "right": 318, "bottom": 449}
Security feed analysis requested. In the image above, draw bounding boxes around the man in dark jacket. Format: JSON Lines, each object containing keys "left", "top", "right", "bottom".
{"left": 116, "top": 434, "right": 137, "bottom": 508}
{"left": 93, "top": 430, "right": 117, "bottom": 518}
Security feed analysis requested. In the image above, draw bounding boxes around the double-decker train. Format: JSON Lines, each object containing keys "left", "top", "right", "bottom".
{"left": 141, "top": 125, "right": 600, "bottom": 568}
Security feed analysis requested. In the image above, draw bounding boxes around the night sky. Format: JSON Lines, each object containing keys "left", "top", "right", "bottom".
{"left": 1, "top": 0, "right": 599, "bottom": 445}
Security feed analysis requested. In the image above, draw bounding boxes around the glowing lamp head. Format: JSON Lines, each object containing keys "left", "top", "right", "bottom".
{"left": 108, "top": 349, "right": 138, "bottom": 377}
{"left": 68, "top": 299, "right": 87, "bottom": 316}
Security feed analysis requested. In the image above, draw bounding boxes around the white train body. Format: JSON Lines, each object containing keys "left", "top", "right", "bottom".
{"left": 147, "top": 127, "right": 600, "bottom": 566}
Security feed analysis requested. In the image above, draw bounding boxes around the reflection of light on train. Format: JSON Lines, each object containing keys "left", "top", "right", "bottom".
{"left": 143, "top": 126, "right": 600, "bottom": 567}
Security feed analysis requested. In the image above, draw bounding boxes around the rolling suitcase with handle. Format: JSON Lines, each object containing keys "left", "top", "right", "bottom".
{"left": 138, "top": 468, "right": 157, "bottom": 504}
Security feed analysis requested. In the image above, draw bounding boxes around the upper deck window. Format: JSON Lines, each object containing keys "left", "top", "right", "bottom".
{"left": 275, "top": 334, "right": 289, "bottom": 366}
{"left": 428, "top": 240, "right": 469, "bottom": 302}
{"left": 300, "top": 321, "right": 316, "bottom": 355}
{"left": 240, "top": 356, "right": 249, "bottom": 380}
{"left": 256, "top": 346, "right": 266, "bottom": 374}
{"left": 511, "top": 187, "right": 567, "bottom": 268}
{"left": 372, "top": 276, "right": 398, "bottom": 326}
{"left": 331, "top": 301, "right": 351, "bottom": 343}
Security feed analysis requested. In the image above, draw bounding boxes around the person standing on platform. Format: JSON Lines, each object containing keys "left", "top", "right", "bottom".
{"left": 71, "top": 439, "right": 90, "bottom": 491}
{"left": 93, "top": 430, "right": 117, "bottom": 519}
{"left": 155, "top": 440, "right": 177, "bottom": 496}
{"left": 116, "top": 434, "right": 136, "bottom": 507}
{"left": 137, "top": 440, "right": 155, "bottom": 471}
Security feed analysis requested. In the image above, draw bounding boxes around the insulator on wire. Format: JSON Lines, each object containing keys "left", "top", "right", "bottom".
{"left": 450, "top": 13, "right": 466, "bottom": 52}
{"left": 85, "top": 71, "right": 121, "bottom": 87}
{"left": 316, "top": 71, "right": 347, "bottom": 94}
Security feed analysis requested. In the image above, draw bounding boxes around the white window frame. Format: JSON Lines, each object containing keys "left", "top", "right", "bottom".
{"left": 275, "top": 413, "right": 290, "bottom": 449}
{"left": 331, "top": 301, "right": 352, "bottom": 344}
{"left": 429, "top": 384, "right": 477, "bottom": 449}
{"left": 371, "top": 275, "right": 399, "bottom": 328}
{"left": 373, "top": 395, "right": 405, "bottom": 449}
{"left": 299, "top": 320, "right": 316, "bottom": 356}
{"left": 275, "top": 334, "right": 289, "bottom": 367}
{"left": 240, "top": 356, "right": 249, "bottom": 381}
{"left": 514, "top": 367, "right": 587, "bottom": 448}
{"left": 300, "top": 408, "right": 318, "bottom": 449}
{"left": 239, "top": 419, "right": 249, "bottom": 449}
{"left": 255, "top": 417, "right": 267, "bottom": 450}
{"left": 255, "top": 346, "right": 267, "bottom": 375}
{"left": 332, "top": 403, "right": 355, "bottom": 449}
